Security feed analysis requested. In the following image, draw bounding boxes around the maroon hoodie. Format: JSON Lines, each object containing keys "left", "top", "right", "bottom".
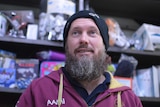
{"left": 16, "top": 68, "right": 143, "bottom": 107}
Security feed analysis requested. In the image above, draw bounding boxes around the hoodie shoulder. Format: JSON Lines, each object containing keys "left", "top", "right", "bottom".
{"left": 47, "top": 68, "right": 63, "bottom": 79}
{"left": 30, "top": 68, "right": 63, "bottom": 86}
{"left": 107, "top": 71, "right": 131, "bottom": 92}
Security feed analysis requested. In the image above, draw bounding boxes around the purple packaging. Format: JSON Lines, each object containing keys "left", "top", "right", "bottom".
{"left": 40, "top": 61, "right": 65, "bottom": 77}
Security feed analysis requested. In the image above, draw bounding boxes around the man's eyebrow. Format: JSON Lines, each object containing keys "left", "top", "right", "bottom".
{"left": 70, "top": 25, "right": 99, "bottom": 30}
{"left": 89, "top": 26, "right": 98, "bottom": 29}
{"left": 71, "top": 26, "right": 81, "bottom": 29}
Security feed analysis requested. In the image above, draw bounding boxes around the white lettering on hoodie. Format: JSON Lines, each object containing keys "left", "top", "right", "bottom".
{"left": 47, "top": 98, "right": 65, "bottom": 106}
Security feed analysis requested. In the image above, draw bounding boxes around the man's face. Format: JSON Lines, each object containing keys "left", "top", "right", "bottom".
{"left": 66, "top": 18, "right": 105, "bottom": 59}
{"left": 65, "top": 18, "right": 108, "bottom": 81}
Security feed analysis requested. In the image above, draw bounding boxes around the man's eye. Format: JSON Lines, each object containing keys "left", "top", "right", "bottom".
{"left": 72, "top": 31, "right": 80, "bottom": 36}
{"left": 90, "top": 31, "right": 96, "bottom": 34}
{"left": 89, "top": 31, "right": 97, "bottom": 36}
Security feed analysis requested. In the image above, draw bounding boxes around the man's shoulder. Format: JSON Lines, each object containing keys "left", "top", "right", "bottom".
{"left": 31, "top": 68, "right": 63, "bottom": 85}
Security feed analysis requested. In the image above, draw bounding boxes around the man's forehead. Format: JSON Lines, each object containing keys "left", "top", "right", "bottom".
{"left": 70, "top": 18, "right": 97, "bottom": 27}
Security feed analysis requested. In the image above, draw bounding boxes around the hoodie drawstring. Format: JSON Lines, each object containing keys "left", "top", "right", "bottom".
{"left": 58, "top": 74, "right": 63, "bottom": 107}
{"left": 117, "top": 91, "right": 122, "bottom": 107}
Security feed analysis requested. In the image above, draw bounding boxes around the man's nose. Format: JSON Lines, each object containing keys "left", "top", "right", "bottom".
{"left": 79, "top": 32, "right": 89, "bottom": 44}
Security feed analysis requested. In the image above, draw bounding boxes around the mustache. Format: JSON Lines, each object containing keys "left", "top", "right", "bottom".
{"left": 74, "top": 44, "right": 94, "bottom": 53}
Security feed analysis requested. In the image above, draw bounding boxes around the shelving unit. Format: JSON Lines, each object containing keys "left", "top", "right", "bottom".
{"left": 0, "top": 37, "right": 64, "bottom": 106}
{"left": 0, "top": 37, "right": 63, "bottom": 58}
{"left": 0, "top": 0, "right": 160, "bottom": 107}
{"left": 108, "top": 47, "right": 160, "bottom": 69}
{"left": 89, "top": 0, "right": 160, "bottom": 106}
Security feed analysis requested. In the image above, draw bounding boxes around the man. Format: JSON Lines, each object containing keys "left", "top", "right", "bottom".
{"left": 16, "top": 10, "right": 143, "bottom": 107}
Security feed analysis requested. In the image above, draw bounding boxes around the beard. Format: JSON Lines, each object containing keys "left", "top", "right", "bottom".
{"left": 65, "top": 46, "right": 108, "bottom": 82}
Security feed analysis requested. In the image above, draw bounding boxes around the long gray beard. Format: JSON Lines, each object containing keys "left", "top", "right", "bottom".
{"left": 65, "top": 51, "right": 107, "bottom": 82}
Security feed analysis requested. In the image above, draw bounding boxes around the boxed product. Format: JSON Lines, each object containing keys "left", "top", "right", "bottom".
{"left": 15, "top": 59, "right": 39, "bottom": 89}
{"left": 131, "top": 23, "right": 160, "bottom": 51}
{"left": 0, "top": 68, "right": 16, "bottom": 88}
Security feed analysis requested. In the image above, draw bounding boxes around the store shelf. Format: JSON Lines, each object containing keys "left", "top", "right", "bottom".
{"left": 0, "top": 87, "right": 24, "bottom": 94}
{"left": 0, "top": 0, "right": 41, "bottom": 7}
{"left": 108, "top": 46, "right": 160, "bottom": 57}
{"left": 140, "top": 97, "right": 160, "bottom": 102}
{"left": 0, "top": 36, "right": 64, "bottom": 59}
{"left": 0, "top": 36, "right": 63, "bottom": 47}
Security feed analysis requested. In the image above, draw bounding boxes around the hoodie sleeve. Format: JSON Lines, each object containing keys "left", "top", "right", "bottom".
{"left": 15, "top": 84, "right": 35, "bottom": 107}
{"left": 121, "top": 90, "right": 143, "bottom": 107}
{"left": 133, "top": 94, "right": 143, "bottom": 107}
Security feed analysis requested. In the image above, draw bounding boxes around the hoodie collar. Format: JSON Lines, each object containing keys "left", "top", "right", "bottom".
{"left": 62, "top": 67, "right": 111, "bottom": 88}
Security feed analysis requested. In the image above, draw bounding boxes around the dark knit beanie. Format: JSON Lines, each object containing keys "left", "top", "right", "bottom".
{"left": 63, "top": 10, "right": 109, "bottom": 51}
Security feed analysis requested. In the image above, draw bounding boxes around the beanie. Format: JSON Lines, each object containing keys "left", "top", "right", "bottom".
{"left": 63, "top": 10, "right": 109, "bottom": 51}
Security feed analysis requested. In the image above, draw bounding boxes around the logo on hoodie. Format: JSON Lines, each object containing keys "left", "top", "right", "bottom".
{"left": 47, "top": 98, "right": 65, "bottom": 106}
